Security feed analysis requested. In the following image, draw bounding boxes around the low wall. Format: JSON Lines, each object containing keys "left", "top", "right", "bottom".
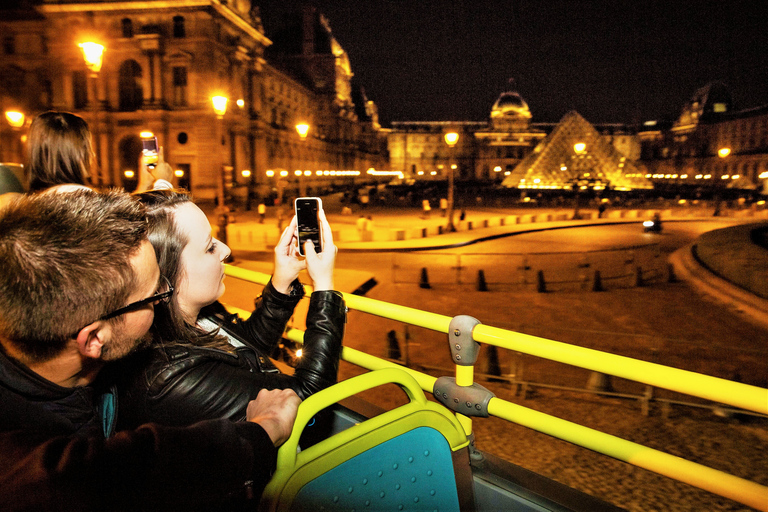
{"left": 694, "top": 222, "right": 768, "bottom": 300}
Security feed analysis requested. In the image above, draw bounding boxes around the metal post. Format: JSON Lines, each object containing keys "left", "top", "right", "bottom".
{"left": 447, "top": 161, "right": 456, "bottom": 232}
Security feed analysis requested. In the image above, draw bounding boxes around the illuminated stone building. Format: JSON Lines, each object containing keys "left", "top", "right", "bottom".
{"left": 388, "top": 90, "right": 647, "bottom": 191}
{"left": 639, "top": 82, "right": 768, "bottom": 193}
{"left": 0, "top": 1, "right": 387, "bottom": 199}
{"left": 387, "top": 91, "right": 545, "bottom": 182}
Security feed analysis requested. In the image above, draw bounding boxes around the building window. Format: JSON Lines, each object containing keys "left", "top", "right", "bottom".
{"left": 173, "top": 16, "right": 186, "bottom": 38}
{"left": 121, "top": 18, "right": 133, "bottom": 38}
{"left": 73, "top": 71, "right": 88, "bottom": 109}
{"left": 118, "top": 59, "right": 143, "bottom": 112}
{"left": 3, "top": 36, "right": 14, "bottom": 55}
{"left": 41, "top": 79, "right": 53, "bottom": 108}
{"left": 172, "top": 66, "right": 188, "bottom": 106}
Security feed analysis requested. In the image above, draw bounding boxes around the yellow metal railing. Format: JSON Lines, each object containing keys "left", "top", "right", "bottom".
{"left": 223, "top": 265, "right": 768, "bottom": 511}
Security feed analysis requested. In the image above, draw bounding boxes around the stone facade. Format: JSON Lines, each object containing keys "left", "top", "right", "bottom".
{"left": 639, "top": 82, "right": 768, "bottom": 193}
{"left": 0, "top": 1, "right": 388, "bottom": 200}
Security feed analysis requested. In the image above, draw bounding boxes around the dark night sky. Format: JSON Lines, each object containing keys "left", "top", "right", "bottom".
{"left": 259, "top": 0, "right": 768, "bottom": 126}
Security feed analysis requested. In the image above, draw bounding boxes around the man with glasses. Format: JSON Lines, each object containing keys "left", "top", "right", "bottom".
{"left": 0, "top": 189, "right": 300, "bottom": 511}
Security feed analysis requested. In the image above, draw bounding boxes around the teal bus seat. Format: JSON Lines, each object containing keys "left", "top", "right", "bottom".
{"left": 261, "top": 368, "right": 475, "bottom": 511}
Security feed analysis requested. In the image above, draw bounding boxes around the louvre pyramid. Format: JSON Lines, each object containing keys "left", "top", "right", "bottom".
{"left": 502, "top": 111, "right": 652, "bottom": 190}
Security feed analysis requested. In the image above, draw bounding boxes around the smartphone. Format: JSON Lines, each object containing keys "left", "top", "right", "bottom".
{"left": 295, "top": 197, "right": 322, "bottom": 256}
{"left": 141, "top": 135, "right": 159, "bottom": 169}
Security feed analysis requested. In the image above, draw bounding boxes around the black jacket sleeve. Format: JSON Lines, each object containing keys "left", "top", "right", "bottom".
{"left": 235, "top": 278, "right": 305, "bottom": 354}
{"left": 0, "top": 419, "right": 276, "bottom": 512}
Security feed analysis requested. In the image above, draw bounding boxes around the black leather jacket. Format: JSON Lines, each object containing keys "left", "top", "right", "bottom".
{"left": 114, "top": 279, "right": 346, "bottom": 429}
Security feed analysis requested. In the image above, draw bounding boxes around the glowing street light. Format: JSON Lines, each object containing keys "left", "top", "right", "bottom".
{"left": 78, "top": 42, "right": 104, "bottom": 74}
{"left": 211, "top": 96, "right": 228, "bottom": 118}
{"left": 718, "top": 147, "right": 731, "bottom": 158}
{"left": 5, "top": 111, "right": 25, "bottom": 128}
{"left": 574, "top": 142, "right": 586, "bottom": 154}
{"left": 444, "top": 131, "right": 459, "bottom": 232}
{"left": 79, "top": 41, "right": 105, "bottom": 185}
{"left": 211, "top": 95, "right": 230, "bottom": 249}
{"left": 295, "top": 123, "right": 310, "bottom": 195}
{"left": 295, "top": 123, "right": 310, "bottom": 140}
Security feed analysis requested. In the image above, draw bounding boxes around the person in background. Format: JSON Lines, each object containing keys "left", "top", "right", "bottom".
{"left": 0, "top": 189, "right": 300, "bottom": 511}
{"left": 258, "top": 201, "right": 266, "bottom": 223}
{"left": 27, "top": 111, "right": 94, "bottom": 192}
{"left": 113, "top": 189, "right": 345, "bottom": 429}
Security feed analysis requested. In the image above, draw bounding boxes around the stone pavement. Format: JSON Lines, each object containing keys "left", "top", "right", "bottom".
{"left": 210, "top": 199, "right": 768, "bottom": 325}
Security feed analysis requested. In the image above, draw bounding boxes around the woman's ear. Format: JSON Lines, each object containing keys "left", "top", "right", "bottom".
{"left": 75, "top": 321, "right": 109, "bottom": 359}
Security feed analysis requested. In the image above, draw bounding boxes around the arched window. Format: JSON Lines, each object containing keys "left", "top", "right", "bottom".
{"left": 118, "top": 60, "right": 143, "bottom": 111}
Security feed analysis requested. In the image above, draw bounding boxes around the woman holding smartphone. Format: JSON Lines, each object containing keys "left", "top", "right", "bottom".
{"left": 112, "top": 189, "right": 345, "bottom": 429}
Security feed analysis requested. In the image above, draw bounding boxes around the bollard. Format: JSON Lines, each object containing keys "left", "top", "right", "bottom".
{"left": 667, "top": 263, "right": 677, "bottom": 283}
{"left": 635, "top": 265, "right": 644, "bottom": 287}
{"left": 419, "top": 267, "right": 431, "bottom": 289}
{"left": 485, "top": 345, "right": 503, "bottom": 382}
{"left": 386, "top": 330, "right": 402, "bottom": 360}
{"left": 477, "top": 270, "right": 488, "bottom": 291}
{"left": 592, "top": 269, "right": 604, "bottom": 292}
{"left": 537, "top": 270, "right": 547, "bottom": 293}
{"left": 641, "top": 385, "right": 654, "bottom": 416}
{"left": 586, "top": 371, "right": 614, "bottom": 394}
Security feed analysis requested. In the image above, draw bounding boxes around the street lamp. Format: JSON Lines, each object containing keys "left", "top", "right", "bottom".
{"left": 4, "top": 111, "right": 24, "bottom": 128}
{"left": 296, "top": 123, "right": 309, "bottom": 196}
{"left": 295, "top": 123, "right": 309, "bottom": 140}
{"left": 3, "top": 110, "right": 25, "bottom": 164}
{"left": 241, "top": 169, "right": 253, "bottom": 211}
{"left": 572, "top": 142, "right": 587, "bottom": 219}
{"left": 79, "top": 41, "right": 104, "bottom": 186}
{"left": 211, "top": 95, "right": 230, "bottom": 249}
{"left": 444, "top": 131, "right": 459, "bottom": 232}
{"left": 714, "top": 146, "right": 731, "bottom": 216}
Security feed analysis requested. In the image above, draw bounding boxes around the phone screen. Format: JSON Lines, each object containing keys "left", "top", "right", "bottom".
{"left": 141, "top": 137, "right": 159, "bottom": 169}
{"left": 295, "top": 198, "right": 322, "bottom": 255}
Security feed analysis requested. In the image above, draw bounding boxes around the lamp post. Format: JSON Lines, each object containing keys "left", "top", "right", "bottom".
{"left": 241, "top": 169, "right": 253, "bottom": 211}
{"left": 212, "top": 95, "right": 230, "bottom": 248}
{"left": 713, "top": 146, "right": 731, "bottom": 216}
{"left": 571, "top": 142, "right": 587, "bottom": 220}
{"left": 296, "top": 123, "right": 309, "bottom": 197}
{"left": 444, "top": 131, "right": 459, "bottom": 232}
{"left": 79, "top": 41, "right": 104, "bottom": 186}
{"left": 3, "top": 110, "right": 25, "bottom": 164}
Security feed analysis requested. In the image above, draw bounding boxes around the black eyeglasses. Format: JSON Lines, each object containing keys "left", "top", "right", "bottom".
{"left": 101, "top": 275, "right": 174, "bottom": 320}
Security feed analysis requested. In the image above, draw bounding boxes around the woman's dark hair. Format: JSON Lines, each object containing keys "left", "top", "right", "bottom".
{"left": 28, "top": 111, "right": 94, "bottom": 192}
{"left": 134, "top": 188, "right": 229, "bottom": 350}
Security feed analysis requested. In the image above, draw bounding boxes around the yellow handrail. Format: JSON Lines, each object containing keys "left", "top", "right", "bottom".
{"left": 223, "top": 264, "right": 768, "bottom": 510}
{"left": 487, "top": 399, "right": 768, "bottom": 510}
{"left": 224, "top": 265, "right": 768, "bottom": 415}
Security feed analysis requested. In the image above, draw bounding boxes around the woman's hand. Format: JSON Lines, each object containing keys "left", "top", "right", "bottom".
{"left": 304, "top": 208, "right": 336, "bottom": 291}
{"left": 272, "top": 215, "right": 306, "bottom": 294}
{"left": 136, "top": 147, "right": 174, "bottom": 192}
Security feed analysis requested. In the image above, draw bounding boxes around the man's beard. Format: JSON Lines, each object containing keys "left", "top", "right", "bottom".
{"left": 100, "top": 326, "right": 154, "bottom": 361}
